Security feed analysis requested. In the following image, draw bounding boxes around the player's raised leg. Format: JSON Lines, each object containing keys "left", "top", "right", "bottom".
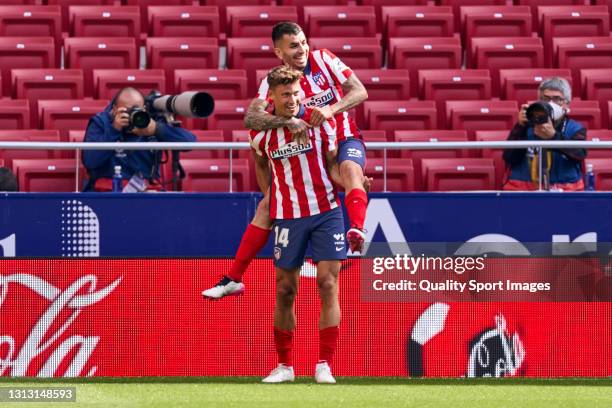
{"left": 338, "top": 139, "right": 368, "bottom": 254}
{"left": 202, "top": 194, "right": 272, "bottom": 299}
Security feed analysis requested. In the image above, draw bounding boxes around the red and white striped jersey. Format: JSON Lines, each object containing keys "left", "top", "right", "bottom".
{"left": 250, "top": 112, "right": 339, "bottom": 220}
{"left": 256, "top": 48, "right": 361, "bottom": 143}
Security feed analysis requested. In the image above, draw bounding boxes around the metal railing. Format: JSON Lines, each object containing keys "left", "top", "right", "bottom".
{"left": 1, "top": 140, "right": 611, "bottom": 192}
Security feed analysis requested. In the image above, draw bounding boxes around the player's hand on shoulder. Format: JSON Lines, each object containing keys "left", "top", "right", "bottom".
{"left": 288, "top": 117, "right": 311, "bottom": 144}
{"left": 310, "top": 106, "right": 334, "bottom": 127}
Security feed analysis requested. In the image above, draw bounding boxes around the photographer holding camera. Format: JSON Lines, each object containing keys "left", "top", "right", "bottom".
{"left": 82, "top": 87, "right": 198, "bottom": 192}
{"left": 502, "top": 77, "right": 587, "bottom": 191}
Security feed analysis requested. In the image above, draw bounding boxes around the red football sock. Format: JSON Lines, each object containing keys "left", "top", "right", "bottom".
{"left": 319, "top": 326, "right": 339, "bottom": 365}
{"left": 345, "top": 189, "right": 368, "bottom": 230}
{"left": 274, "top": 328, "right": 294, "bottom": 366}
{"left": 226, "top": 224, "right": 270, "bottom": 282}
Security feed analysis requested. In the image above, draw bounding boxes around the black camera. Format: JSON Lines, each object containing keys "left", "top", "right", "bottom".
{"left": 126, "top": 106, "right": 151, "bottom": 129}
{"left": 526, "top": 101, "right": 553, "bottom": 126}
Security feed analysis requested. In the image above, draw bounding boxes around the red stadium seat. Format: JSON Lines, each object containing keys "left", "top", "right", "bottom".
{"left": 539, "top": 6, "right": 610, "bottom": 66}
{"left": 174, "top": 69, "right": 248, "bottom": 100}
{"left": 517, "top": 0, "right": 590, "bottom": 29}
{"left": 12, "top": 158, "right": 77, "bottom": 192}
{"left": 93, "top": 69, "right": 166, "bottom": 100}
{"left": 388, "top": 37, "right": 462, "bottom": 96}
{"left": 567, "top": 100, "right": 601, "bottom": 130}
{"left": 421, "top": 158, "right": 496, "bottom": 191}
{"left": 227, "top": 6, "right": 298, "bottom": 38}
{"left": 181, "top": 158, "right": 251, "bottom": 192}
{"left": 460, "top": 6, "right": 532, "bottom": 40}
{"left": 0, "top": 6, "right": 61, "bottom": 62}
{"left": 69, "top": 6, "right": 141, "bottom": 39}
{"left": 304, "top": 6, "right": 376, "bottom": 37}
{"left": 226, "top": 37, "right": 277, "bottom": 94}
{"left": 47, "top": 0, "right": 116, "bottom": 32}
{"left": 361, "top": 129, "right": 388, "bottom": 158}
{"left": 394, "top": 129, "right": 469, "bottom": 190}
{"left": 439, "top": 0, "right": 506, "bottom": 29}
{"left": 499, "top": 68, "right": 573, "bottom": 105}
{"left": 230, "top": 130, "right": 254, "bottom": 161}
{"left": 363, "top": 100, "right": 437, "bottom": 139}
{"left": 12, "top": 69, "right": 84, "bottom": 125}
{"left": 474, "top": 130, "right": 509, "bottom": 189}
{"left": 38, "top": 99, "right": 108, "bottom": 140}
{"left": 585, "top": 158, "right": 612, "bottom": 190}
{"left": 609, "top": 101, "right": 612, "bottom": 129}
{"left": 67, "top": 129, "right": 85, "bottom": 159}
{"left": 445, "top": 100, "right": 518, "bottom": 139}
{"left": 146, "top": 37, "right": 219, "bottom": 90}
{"left": 148, "top": 6, "right": 220, "bottom": 38}
{"left": 123, "top": 0, "right": 192, "bottom": 34}
{"left": 553, "top": 37, "right": 612, "bottom": 95}
{"left": 205, "top": 99, "right": 251, "bottom": 139}
{"left": 587, "top": 129, "right": 612, "bottom": 158}
{"left": 382, "top": 6, "right": 454, "bottom": 39}
{"left": 469, "top": 37, "right": 544, "bottom": 97}
{"left": 308, "top": 37, "right": 383, "bottom": 69}
{"left": 359, "top": 0, "right": 425, "bottom": 32}
{"left": 0, "top": 100, "right": 30, "bottom": 129}
{"left": 365, "top": 158, "right": 415, "bottom": 192}
{"left": 0, "top": 129, "right": 60, "bottom": 169}
{"left": 353, "top": 69, "right": 410, "bottom": 100}
{"left": 64, "top": 37, "right": 138, "bottom": 97}
{"left": 418, "top": 69, "right": 492, "bottom": 128}
{"left": 0, "top": 37, "right": 55, "bottom": 97}
{"left": 180, "top": 130, "right": 225, "bottom": 159}
{"left": 581, "top": 69, "right": 612, "bottom": 128}
{"left": 206, "top": 0, "right": 271, "bottom": 35}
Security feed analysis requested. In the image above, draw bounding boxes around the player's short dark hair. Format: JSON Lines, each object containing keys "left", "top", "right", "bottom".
{"left": 267, "top": 65, "right": 303, "bottom": 89}
{"left": 271, "top": 22, "right": 303, "bottom": 44}
{"left": 0, "top": 167, "right": 18, "bottom": 192}
{"left": 111, "top": 87, "right": 145, "bottom": 107}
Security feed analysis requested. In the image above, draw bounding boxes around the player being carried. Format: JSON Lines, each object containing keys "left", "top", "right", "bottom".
{"left": 203, "top": 21, "right": 369, "bottom": 300}
{"left": 246, "top": 65, "right": 344, "bottom": 383}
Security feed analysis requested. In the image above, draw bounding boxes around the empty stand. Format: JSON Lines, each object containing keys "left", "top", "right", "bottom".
{"left": 567, "top": 100, "right": 601, "bottom": 130}
{"left": 363, "top": 100, "right": 437, "bottom": 138}
{"left": 227, "top": 6, "right": 298, "bottom": 38}
{"left": 93, "top": 69, "right": 166, "bottom": 100}
{"left": 38, "top": 99, "right": 108, "bottom": 140}
{"left": 64, "top": 37, "right": 138, "bottom": 97}
{"left": 587, "top": 129, "right": 612, "bottom": 158}
{"left": 585, "top": 158, "right": 612, "bottom": 190}
{"left": 69, "top": 6, "right": 140, "bottom": 39}
{"left": 517, "top": 0, "right": 590, "bottom": 28}
{"left": 174, "top": 69, "right": 248, "bottom": 100}
{"left": 445, "top": 100, "right": 518, "bottom": 138}
{"left": 0, "top": 6, "right": 62, "bottom": 61}
{"left": 388, "top": 37, "right": 462, "bottom": 96}
{"left": 47, "top": 0, "right": 116, "bottom": 32}
{"left": 469, "top": 37, "right": 544, "bottom": 96}
{"left": 361, "top": 129, "right": 388, "bottom": 159}
{"left": 204, "top": 99, "right": 251, "bottom": 139}
{"left": 539, "top": 6, "right": 610, "bottom": 66}
{"left": 181, "top": 158, "right": 251, "bottom": 192}
{"left": 226, "top": 37, "right": 277, "bottom": 94}
{"left": 382, "top": 6, "right": 454, "bottom": 39}
{"left": 0, "top": 37, "right": 55, "bottom": 97}
{"left": 499, "top": 68, "right": 573, "bottom": 105}
{"left": 0, "top": 129, "right": 60, "bottom": 169}
{"left": 206, "top": 0, "right": 271, "bottom": 35}
{"left": 304, "top": 6, "right": 376, "bottom": 37}
{"left": 394, "top": 129, "right": 469, "bottom": 190}
{"left": 148, "top": 6, "right": 219, "bottom": 38}
{"left": 419, "top": 69, "right": 492, "bottom": 128}
{"left": 307, "top": 37, "right": 383, "bottom": 69}
{"left": 353, "top": 69, "right": 410, "bottom": 100}
{"left": 146, "top": 37, "right": 219, "bottom": 90}
{"left": 12, "top": 158, "right": 77, "bottom": 192}
{"left": 440, "top": 0, "right": 507, "bottom": 29}
{"left": 12, "top": 68, "right": 84, "bottom": 125}
{"left": 581, "top": 68, "right": 612, "bottom": 128}
{"left": 421, "top": 158, "right": 496, "bottom": 191}
{"left": 123, "top": 0, "right": 192, "bottom": 34}
{"left": 460, "top": 6, "right": 532, "bottom": 39}
{"left": 360, "top": 0, "right": 426, "bottom": 32}
{"left": 179, "top": 130, "right": 225, "bottom": 159}
{"left": 553, "top": 37, "right": 612, "bottom": 95}
{"left": 474, "top": 130, "right": 509, "bottom": 189}
{"left": 365, "top": 158, "right": 415, "bottom": 192}
{"left": 0, "top": 100, "right": 30, "bottom": 129}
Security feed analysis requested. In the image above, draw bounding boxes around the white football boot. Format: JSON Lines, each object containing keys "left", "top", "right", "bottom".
{"left": 262, "top": 364, "right": 295, "bottom": 383}
{"left": 202, "top": 276, "right": 245, "bottom": 299}
{"left": 314, "top": 361, "right": 336, "bottom": 384}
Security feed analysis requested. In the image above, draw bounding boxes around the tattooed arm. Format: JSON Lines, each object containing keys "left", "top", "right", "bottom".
{"left": 310, "top": 74, "right": 369, "bottom": 126}
{"left": 244, "top": 98, "right": 310, "bottom": 137}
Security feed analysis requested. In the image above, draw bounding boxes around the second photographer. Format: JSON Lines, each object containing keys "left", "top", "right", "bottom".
{"left": 502, "top": 77, "right": 587, "bottom": 191}
{"left": 82, "top": 87, "right": 197, "bottom": 192}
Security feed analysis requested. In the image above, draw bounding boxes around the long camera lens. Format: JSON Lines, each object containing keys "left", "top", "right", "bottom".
{"left": 152, "top": 92, "right": 214, "bottom": 118}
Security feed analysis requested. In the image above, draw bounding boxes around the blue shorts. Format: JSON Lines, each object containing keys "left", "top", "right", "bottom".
{"left": 273, "top": 207, "right": 346, "bottom": 270}
{"left": 338, "top": 138, "right": 366, "bottom": 169}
